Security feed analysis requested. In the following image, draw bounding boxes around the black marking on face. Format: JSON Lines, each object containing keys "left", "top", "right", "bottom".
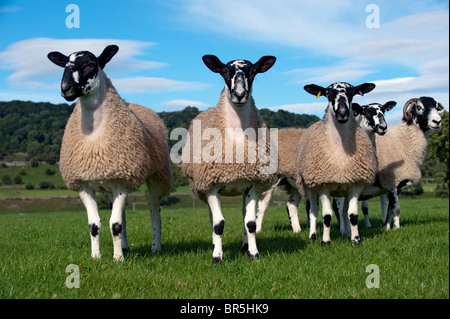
{"left": 89, "top": 223, "right": 99, "bottom": 237}
{"left": 408, "top": 97, "right": 443, "bottom": 131}
{"left": 202, "top": 55, "right": 276, "bottom": 108}
{"left": 214, "top": 220, "right": 225, "bottom": 236}
{"left": 246, "top": 221, "right": 256, "bottom": 233}
{"left": 304, "top": 82, "right": 375, "bottom": 124}
{"left": 60, "top": 51, "right": 99, "bottom": 101}
{"left": 112, "top": 222, "right": 122, "bottom": 236}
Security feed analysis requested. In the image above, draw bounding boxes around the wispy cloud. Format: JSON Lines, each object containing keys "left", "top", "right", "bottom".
{"left": 163, "top": 99, "right": 208, "bottom": 110}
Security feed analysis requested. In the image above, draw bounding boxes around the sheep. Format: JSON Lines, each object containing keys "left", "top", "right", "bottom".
{"left": 295, "top": 82, "right": 377, "bottom": 245}
{"left": 341, "top": 97, "right": 443, "bottom": 230}
{"left": 256, "top": 128, "right": 304, "bottom": 233}
{"left": 334, "top": 101, "right": 396, "bottom": 236}
{"left": 181, "top": 55, "right": 277, "bottom": 263}
{"left": 47, "top": 45, "right": 172, "bottom": 261}
{"left": 257, "top": 101, "right": 396, "bottom": 234}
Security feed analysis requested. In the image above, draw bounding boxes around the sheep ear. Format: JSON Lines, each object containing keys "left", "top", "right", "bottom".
{"left": 382, "top": 101, "right": 397, "bottom": 112}
{"left": 354, "top": 83, "right": 376, "bottom": 96}
{"left": 304, "top": 84, "right": 326, "bottom": 97}
{"left": 47, "top": 52, "right": 68, "bottom": 68}
{"left": 352, "top": 103, "right": 363, "bottom": 115}
{"left": 252, "top": 56, "right": 276, "bottom": 73}
{"left": 98, "top": 45, "right": 119, "bottom": 70}
{"left": 202, "top": 55, "right": 224, "bottom": 73}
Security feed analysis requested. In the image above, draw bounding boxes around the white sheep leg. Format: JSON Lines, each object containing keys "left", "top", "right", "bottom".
{"left": 348, "top": 185, "right": 363, "bottom": 245}
{"left": 105, "top": 192, "right": 128, "bottom": 250}
{"left": 110, "top": 186, "right": 128, "bottom": 261}
{"left": 287, "top": 189, "right": 301, "bottom": 233}
{"left": 362, "top": 200, "right": 371, "bottom": 228}
{"left": 380, "top": 194, "right": 387, "bottom": 225}
{"left": 79, "top": 186, "right": 101, "bottom": 259}
{"left": 148, "top": 190, "right": 162, "bottom": 253}
{"left": 242, "top": 186, "right": 259, "bottom": 260}
{"left": 307, "top": 189, "right": 318, "bottom": 241}
{"left": 318, "top": 189, "right": 332, "bottom": 244}
{"left": 207, "top": 188, "right": 225, "bottom": 263}
{"left": 256, "top": 185, "right": 276, "bottom": 233}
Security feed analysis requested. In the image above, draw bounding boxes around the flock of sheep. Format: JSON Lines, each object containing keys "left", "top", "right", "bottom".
{"left": 47, "top": 45, "right": 444, "bottom": 262}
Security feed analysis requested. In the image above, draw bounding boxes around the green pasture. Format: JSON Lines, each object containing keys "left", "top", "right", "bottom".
{"left": 0, "top": 194, "right": 448, "bottom": 299}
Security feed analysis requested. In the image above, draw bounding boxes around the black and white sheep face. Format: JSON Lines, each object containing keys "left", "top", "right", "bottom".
{"left": 47, "top": 45, "right": 119, "bottom": 102}
{"left": 405, "top": 97, "right": 443, "bottom": 131}
{"left": 202, "top": 55, "right": 276, "bottom": 109}
{"left": 353, "top": 101, "right": 396, "bottom": 136}
{"left": 304, "top": 82, "right": 376, "bottom": 124}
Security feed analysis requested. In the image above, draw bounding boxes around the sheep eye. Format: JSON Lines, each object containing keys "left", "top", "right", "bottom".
{"left": 416, "top": 105, "right": 422, "bottom": 111}
{"left": 437, "top": 103, "right": 444, "bottom": 111}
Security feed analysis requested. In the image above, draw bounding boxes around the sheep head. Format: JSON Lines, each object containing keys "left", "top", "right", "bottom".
{"left": 202, "top": 55, "right": 276, "bottom": 109}
{"left": 47, "top": 45, "right": 119, "bottom": 102}
{"left": 304, "top": 82, "right": 376, "bottom": 124}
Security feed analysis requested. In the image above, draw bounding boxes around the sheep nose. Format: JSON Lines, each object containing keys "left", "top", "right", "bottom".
{"left": 433, "top": 119, "right": 442, "bottom": 126}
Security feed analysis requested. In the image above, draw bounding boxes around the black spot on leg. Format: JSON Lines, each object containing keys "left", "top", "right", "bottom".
{"left": 244, "top": 186, "right": 252, "bottom": 198}
{"left": 112, "top": 222, "right": 122, "bottom": 236}
{"left": 323, "top": 215, "right": 332, "bottom": 228}
{"left": 89, "top": 224, "right": 99, "bottom": 237}
{"left": 362, "top": 206, "right": 369, "bottom": 216}
{"left": 246, "top": 221, "right": 256, "bottom": 233}
{"left": 349, "top": 214, "right": 358, "bottom": 226}
{"left": 214, "top": 220, "right": 225, "bottom": 236}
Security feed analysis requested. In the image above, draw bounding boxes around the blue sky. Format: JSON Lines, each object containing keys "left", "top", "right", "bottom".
{"left": 0, "top": 0, "right": 448, "bottom": 123}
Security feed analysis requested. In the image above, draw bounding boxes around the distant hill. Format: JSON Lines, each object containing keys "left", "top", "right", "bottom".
{"left": 0, "top": 100, "right": 319, "bottom": 161}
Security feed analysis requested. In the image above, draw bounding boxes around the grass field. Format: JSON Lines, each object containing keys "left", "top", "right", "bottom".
{"left": 0, "top": 194, "right": 448, "bottom": 299}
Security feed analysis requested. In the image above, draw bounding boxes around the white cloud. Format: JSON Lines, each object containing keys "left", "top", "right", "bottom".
{"left": 113, "top": 77, "right": 209, "bottom": 94}
{"left": 163, "top": 99, "right": 208, "bottom": 110}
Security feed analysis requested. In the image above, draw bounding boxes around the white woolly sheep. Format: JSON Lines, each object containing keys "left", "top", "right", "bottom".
{"left": 343, "top": 97, "right": 443, "bottom": 230}
{"left": 181, "top": 55, "right": 277, "bottom": 262}
{"left": 295, "top": 82, "right": 377, "bottom": 245}
{"left": 334, "top": 101, "right": 396, "bottom": 236}
{"left": 48, "top": 45, "right": 172, "bottom": 261}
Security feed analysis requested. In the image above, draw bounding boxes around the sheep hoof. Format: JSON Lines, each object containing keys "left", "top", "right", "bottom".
{"left": 351, "top": 237, "right": 361, "bottom": 247}
{"left": 321, "top": 240, "right": 331, "bottom": 246}
{"left": 309, "top": 233, "right": 317, "bottom": 241}
{"left": 247, "top": 251, "right": 260, "bottom": 261}
{"left": 212, "top": 257, "right": 223, "bottom": 264}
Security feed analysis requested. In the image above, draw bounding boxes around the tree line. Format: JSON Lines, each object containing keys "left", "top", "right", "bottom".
{"left": 0, "top": 100, "right": 447, "bottom": 196}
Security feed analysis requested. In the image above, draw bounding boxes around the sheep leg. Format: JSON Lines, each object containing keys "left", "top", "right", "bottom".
{"left": 333, "top": 197, "right": 346, "bottom": 235}
{"left": 385, "top": 190, "right": 400, "bottom": 230}
{"left": 318, "top": 189, "right": 332, "bottom": 244}
{"left": 105, "top": 192, "right": 128, "bottom": 251}
{"left": 307, "top": 189, "right": 318, "bottom": 241}
{"left": 287, "top": 188, "right": 301, "bottom": 233}
{"left": 207, "top": 188, "right": 225, "bottom": 263}
{"left": 79, "top": 186, "right": 101, "bottom": 259}
{"left": 380, "top": 194, "right": 387, "bottom": 225}
{"left": 242, "top": 186, "right": 259, "bottom": 260}
{"left": 148, "top": 190, "right": 162, "bottom": 253}
{"left": 348, "top": 186, "right": 363, "bottom": 245}
{"left": 256, "top": 183, "right": 277, "bottom": 233}
{"left": 362, "top": 200, "right": 371, "bottom": 228}
{"left": 110, "top": 186, "right": 128, "bottom": 261}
